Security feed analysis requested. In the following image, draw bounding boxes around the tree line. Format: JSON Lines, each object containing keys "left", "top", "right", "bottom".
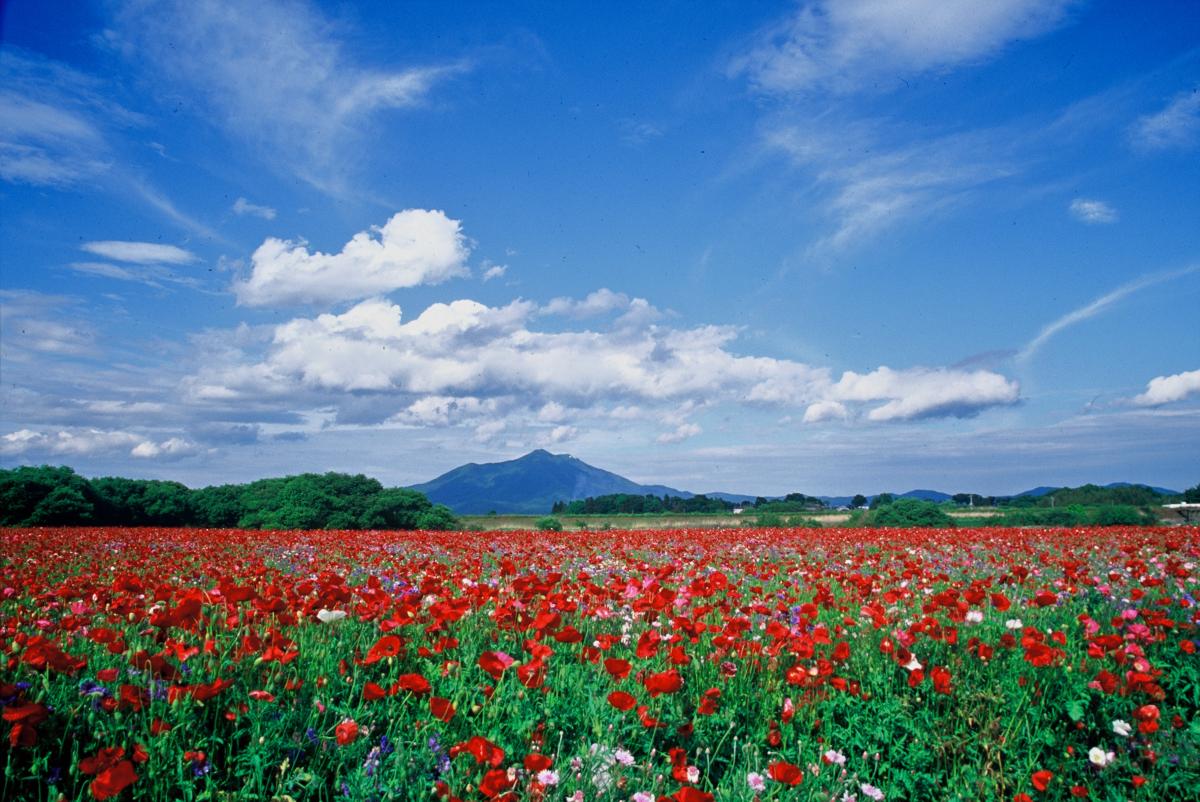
{"left": 550, "top": 491, "right": 829, "bottom": 516}
{"left": 0, "top": 465, "right": 458, "bottom": 530}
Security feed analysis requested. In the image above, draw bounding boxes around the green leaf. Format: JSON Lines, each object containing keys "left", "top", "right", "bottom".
{"left": 1067, "top": 700, "right": 1085, "bottom": 722}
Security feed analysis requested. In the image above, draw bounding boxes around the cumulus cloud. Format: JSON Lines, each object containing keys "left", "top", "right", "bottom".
{"left": 130, "top": 437, "right": 200, "bottom": 459}
{"left": 832, "top": 366, "right": 1020, "bottom": 421}
{"left": 542, "top": 288, "right": 634, "bottom": 317}
{"left": 232, "top": 197, "right": 277, "bottom": 220}
{"left": 481, "top": 263, "right": 507, "bottom": 281}
{"left": 1131, "top": 90, "right": 1200, "bottom": 151}
{"left": 81, "top": 240, "right": 197, "bottom": 264}
{"left": 1133, "top": 369, "right": 1200, "bottom": 407}
{"left": 1068, "top": 198, "right": 1117, "bottom": 225}
{"left": 1, "top": 427, "right": 197, "bottom": 459}
{"left": 803, "top": 400, "right": 849, "bottom": 423}
{"left": 656, "top": 423, "right": 702, "bottom": 444}
{"left": 732, "top": 0, "right": 1076, "bottom": 95}
{"left": 184, "top": 293, "right": 1021, "bottom": 441}
{"left": 233, "top": 209, "right": 471, "bottom": 306}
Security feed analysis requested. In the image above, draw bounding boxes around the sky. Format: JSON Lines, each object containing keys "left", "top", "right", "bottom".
{"left": 1, "top": 0, "right": 1198, "bottom": 496}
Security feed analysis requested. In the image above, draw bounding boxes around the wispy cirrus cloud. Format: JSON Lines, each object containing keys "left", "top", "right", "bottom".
{"left": 731, "top": 0, "right": 1078, "bottom": 95}
{"left": 764, "top": 121, "right": 1016, "bottom": 256}
{"left": 106, "top": 0, "right": 469, "bottom": 190}
{"left": 1018, "top": 266, "right": 1200, "bottom": 363}
{"left": 1131, "top": 89, "right": 1200, "bottom": 151}
{"left": 0, "top": 48, "right": 139, "bottom": 186}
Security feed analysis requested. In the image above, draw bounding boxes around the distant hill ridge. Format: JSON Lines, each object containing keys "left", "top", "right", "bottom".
{"left": 408, "top": 449, "right": 690, "bottom": 514}
{"left": 410, "top": 450, "right": 1182, "bottom": 514}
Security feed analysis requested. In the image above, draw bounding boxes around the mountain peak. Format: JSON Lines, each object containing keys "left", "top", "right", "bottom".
{"left": 409, "top": 450, "right": 688, "bottom": 514}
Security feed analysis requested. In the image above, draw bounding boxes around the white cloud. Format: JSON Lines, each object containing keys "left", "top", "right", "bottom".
{"left": 1131, "top": 90, "right": 1200, "bottom": 151}
{"left": 542, "top": 288, "right": 633, "bottom": 317}
{"left": 656, "top": 423, "right": 702, "bottom": 444}
{"left": 68, "top": 261, "right": 202, "bottom": 290}
{"left": 1018, "top": 266, "right": 1199, "bottom": 363}
{"left": 232, "top": 197, "right": 277, "bottom": 220}
{"left": 108, "top": 0, "right": 465, "bottom": 188}
{"left": 0, "top": 290, "right": 95, "bottom": 357}
{"left": 482, "top": 263, "right": 507, "bottom": 281}
{"left": 1, "top": 427, "right": 167, "bottom": 458}
{"left": 1068, "top": 198, "right": 1117, "bottom": 225}
{"left": 233, "top": 209, "right": 471, "bottom": 306}
{"left": 732, "top": 0, "right": 1076, "bottom": 95}
{"left": 765, "top": 123, "right": 1013, "bottom": 255}
{"left": 803, "top": 400, "right": 849, "bottom": 423}
{"left": 0, "top": 49, "right": 138, "bottom": 186}
{"left": 1133, "top": 369, "right": 1200, "bottom": 407}
{"left": 832, "top": 366, "right": 1019, "bottom": 421}
{"left": 81, "top": 240, "right": 197, "bottom": 264}
{"left": 545, "top": 425, "right": 578, "bottom": 444}
{"left": 186, "top": 292, "right": 1021, "bottom": 437}
{"left": 130, "top": 437, "right": 200, "bottom": 459}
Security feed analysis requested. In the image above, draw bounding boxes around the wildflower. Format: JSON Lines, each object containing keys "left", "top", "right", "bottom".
{"left": 335, "top": 719, "right": 358, "bottom": 746}
{"left": 614, "top": 748, "right": 635, "bottom": 766}
{"left": 1112, "top": 720, "right": 1132, "bottom": 737}
{"left": 965, "top": 610, "right": 984, "bottom": 623}
{"left": 632, "top": 793, "right": 655, "bottom": 802}
{"left": 823, "top": 749, "right": 846, "bottom": 765}
{"left": 79, "top": 747, "right": 138, "bottom": 801}
{"left": 747, "top": 772, "right": 766, "bottom": 791}
{"left": 536, "top": 769, "right": 559, "bottom": 785}
{"left": 1087, "top": 747, "right": 1114, "bottom": 767}
{"left": 861, "top": 783, "right": 884, "bottom": 800}
{"left": 316, "top": 609, "right": 346, "bottom": 623}
{"left": 768, "top": 761, "right": 804, "bottom": 786}
{"left": 1006, "top": 619, "right": 1024, "bottom": 630}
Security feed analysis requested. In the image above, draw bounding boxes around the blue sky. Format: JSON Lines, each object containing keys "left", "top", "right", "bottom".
{"left": 2, "top": 0, "right": 1198, "bottom": 496}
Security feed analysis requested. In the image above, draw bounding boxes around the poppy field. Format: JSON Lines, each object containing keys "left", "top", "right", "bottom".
{"left": 1, "top": 526, "right": 1197, "bottom": 802}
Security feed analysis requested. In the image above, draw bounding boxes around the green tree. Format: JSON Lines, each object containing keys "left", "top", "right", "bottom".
{"left": 26, "top": 484, "right": 96, "bottom": 525}
{"left": 850, "top": 494, "right": 867, "bottom": 509}
{"left": 871, "top": 498, "right": 955, "bottom": 528}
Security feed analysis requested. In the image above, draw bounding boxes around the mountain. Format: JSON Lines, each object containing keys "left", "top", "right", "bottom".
{"left": 1103, "top": 482, "right": 1180, "bottom": 495}
{"left": 1015, "top": 486, "right": 1062, "bottom": 497}
{"left": 898, "top": 489, "right": 953, "bottom": 503}
{"left": 409, "top": 449, "right": 691, "bottom": 514}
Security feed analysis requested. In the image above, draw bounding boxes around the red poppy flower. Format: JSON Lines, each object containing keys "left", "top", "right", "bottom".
{"left": 365, "top": 635, "right": 404, "bottom": 665}
{"left": 477, "top": 651, "right": 514, "bottom": 679}
{"left": 604, "top": 657, "right": 632, "bottom": 680}
{"left": 644, "top": 669, "right": 682, "bottom": 697}
{"left": 1032, "top": 770, "right": 1053, "bottom": 792}
{"left": 451, "top": 736, "right": 505, "bottom": 767}
{"left": 335, "top": 719, "right": 358, "bottom": 745}
{"left": 362, "top": 682, "right": 388, "bottom": 701}
{"left": 394, "top": 673, "right": 432, "bottom": 695}
{"left": 80, "top": 747, "right": 138, "bottom": 801}
{"left": 429, "top": 696, "right": 456, "bottom": 722}
{"left": 608, "top": 690, "right": 637, "bottom": 711}
{"left": 768, "top": 761, "right": 804, "bottom": 786}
